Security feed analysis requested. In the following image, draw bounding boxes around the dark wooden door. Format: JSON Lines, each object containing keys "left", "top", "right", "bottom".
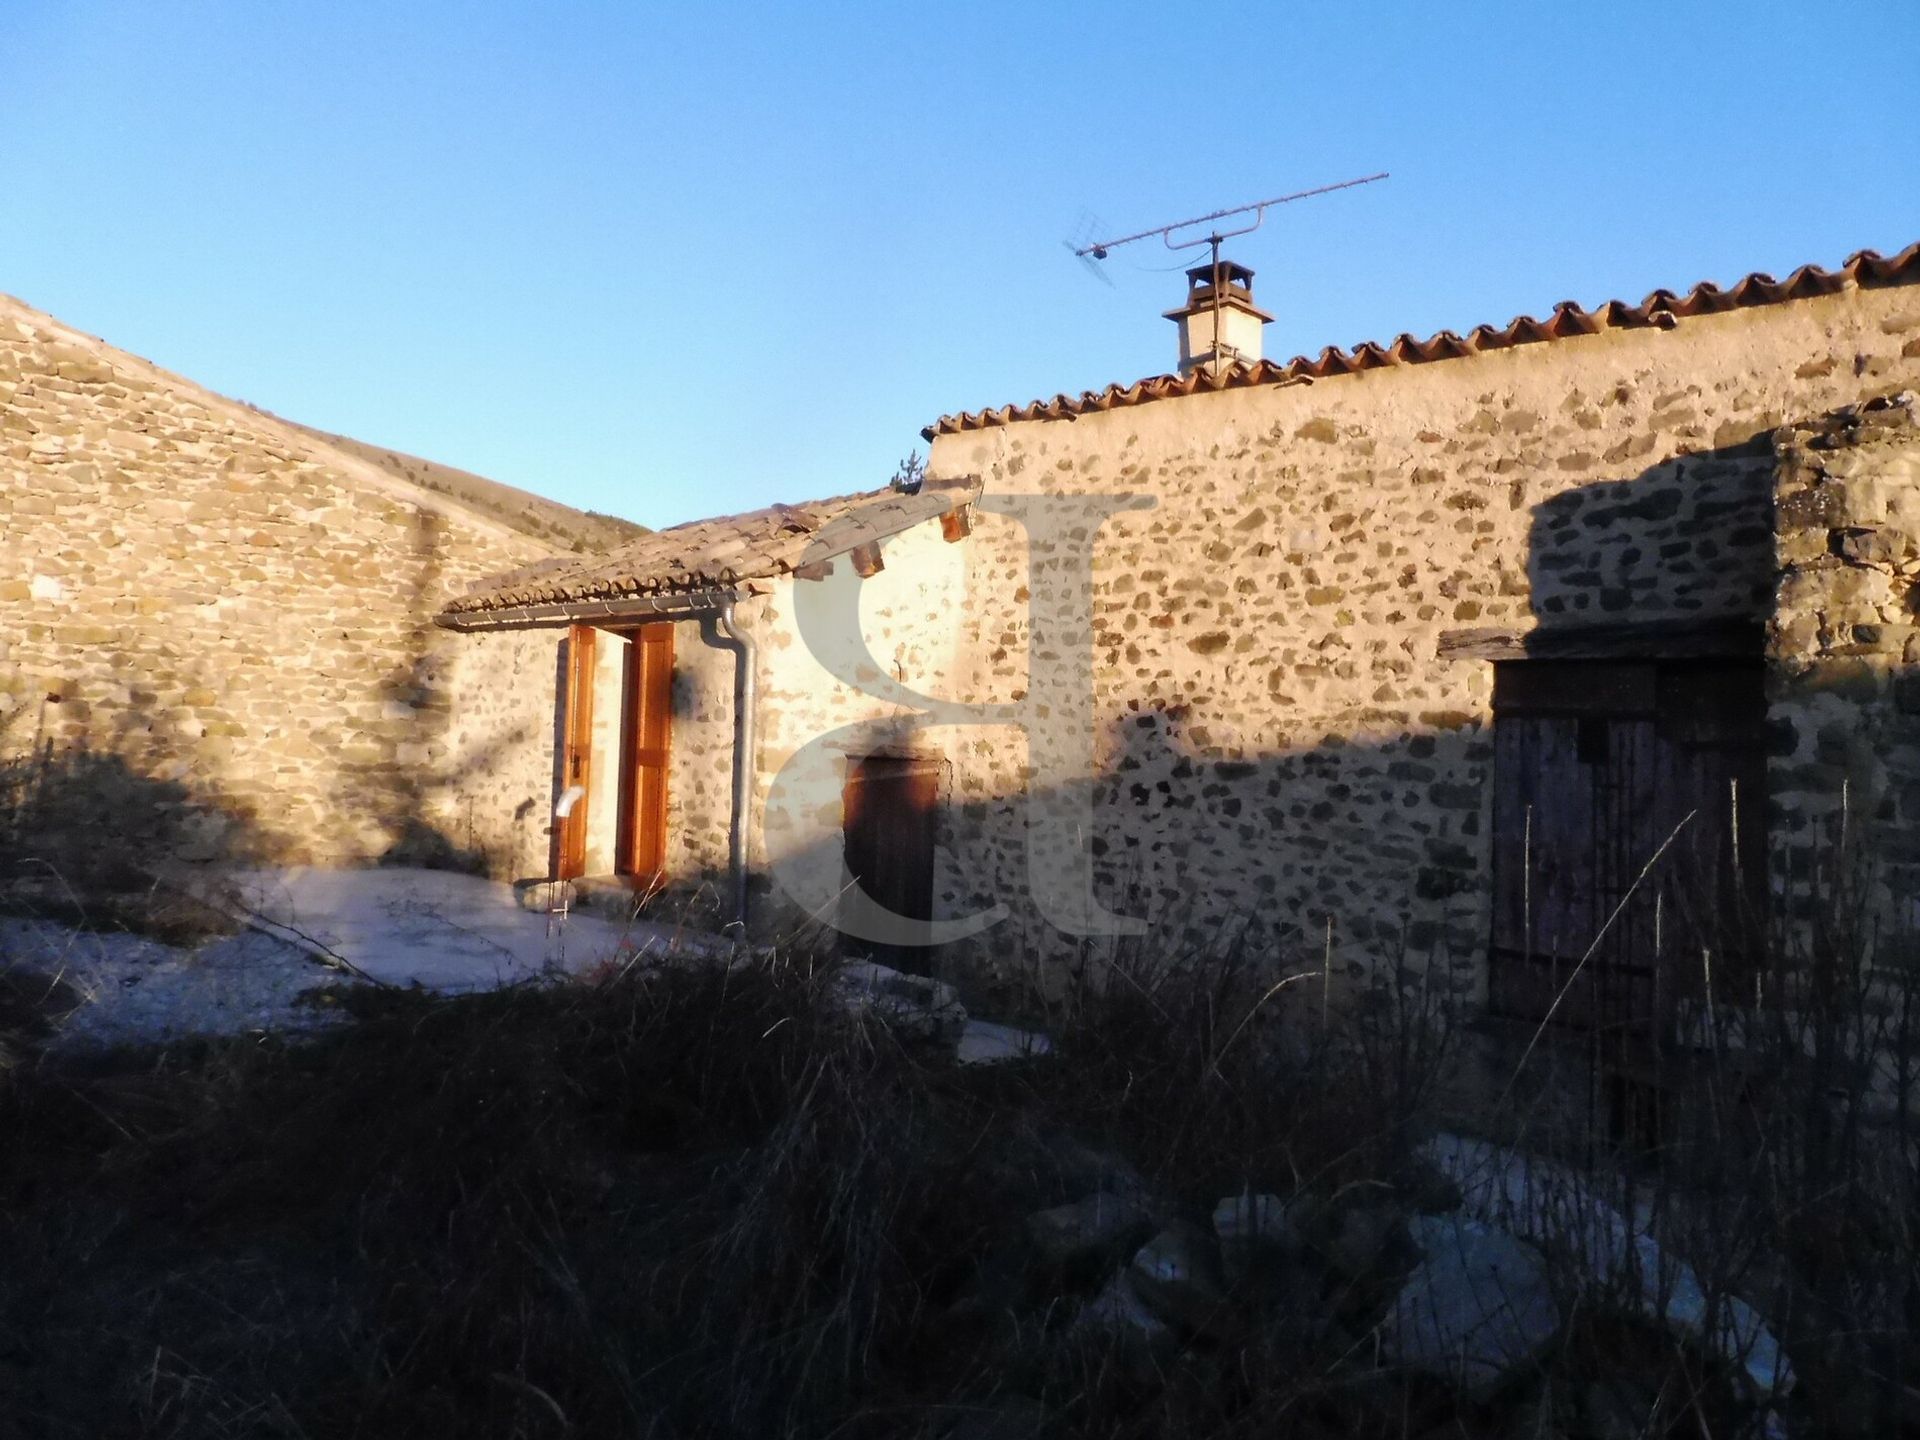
{"left": 1489, "top": 661, "right": 1764, "bottom": 1032}
{"left": 841, "top": 754, "right": 939, "bottom": 973}
{"left": 615, "top": 624, "right": 673, "bottom": 887}
{"left": 557, "top": 624, "right": 597, "bottom": 881}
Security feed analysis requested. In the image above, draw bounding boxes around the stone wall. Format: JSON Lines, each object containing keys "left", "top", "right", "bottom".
{"left": 915, "top": 281, "right": 1920, "bottom": 997}
{"left": 0, "top": 296, "right": 560, "bottom": 881}
{"left": 1769, "top": 390, "right": 1920, "bottom": 933}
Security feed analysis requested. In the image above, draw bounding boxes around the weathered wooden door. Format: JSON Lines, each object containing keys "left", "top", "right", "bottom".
{"left": 841, "top": 754, "right": 939, "bottom": 973}
{"left": 1489, "top": 660, "right": 1764, "bottom": 1032}
{"left": 557, "top": 624, "right": 597, "bottom": 881}
{"left": 615, "top": 623, "right": 673, "bottom": 887}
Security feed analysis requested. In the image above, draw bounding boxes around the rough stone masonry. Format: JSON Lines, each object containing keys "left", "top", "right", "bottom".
{"left": 916, "top": 271, "right": 1920, "bottom": 992}
{"left": 0, "top": 294, "right": 560, "bottom": 880}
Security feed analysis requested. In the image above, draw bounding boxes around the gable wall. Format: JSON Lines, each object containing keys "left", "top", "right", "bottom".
{"left": 920, "top": 284, "right": 1920, "bottom": 996}
{"left": 0, "top": 302, "right": 560, "bottom": 882}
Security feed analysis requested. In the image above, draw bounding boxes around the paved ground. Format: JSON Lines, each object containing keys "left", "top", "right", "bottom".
{"left": 0, "top": 917, "right": 342, "bottom": 1052}
{"left": 2, "top": 867, "right": 1047, "bottom": 1062}
{"left": 225, "top": 866, "right": 720, "bottom": 990}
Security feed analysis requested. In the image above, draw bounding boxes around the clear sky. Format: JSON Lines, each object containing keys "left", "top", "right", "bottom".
{"left": 2, "top": 2, "right": 1915, "bottom": 528}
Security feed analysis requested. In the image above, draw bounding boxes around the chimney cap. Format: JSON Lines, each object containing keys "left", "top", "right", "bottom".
{"left": 1184, "top": 257, "right": 1258, "bottom": 289}
{"left": 1163, "top": 257, "right": 1274, "bottom": 325}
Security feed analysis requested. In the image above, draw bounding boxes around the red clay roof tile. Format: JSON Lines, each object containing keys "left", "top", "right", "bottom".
{"left": 922, "top": 243, "right": 1920, "bottom": 440}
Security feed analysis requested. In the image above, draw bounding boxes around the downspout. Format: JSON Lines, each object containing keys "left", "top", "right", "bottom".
{"left": 714, "top": 598, "right": 757, "bottom": 934}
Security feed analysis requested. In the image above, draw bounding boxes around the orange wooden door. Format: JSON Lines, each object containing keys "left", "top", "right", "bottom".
{"left": 557, "top": 624, "right": 596, "bottom": 880}
{"left": 615, "top": 623, "right": 673, "bottom": 886}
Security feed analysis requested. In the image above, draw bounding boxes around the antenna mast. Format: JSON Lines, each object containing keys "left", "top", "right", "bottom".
{"left": 1072, "top": 172, "right": 1387, "bottom": 372}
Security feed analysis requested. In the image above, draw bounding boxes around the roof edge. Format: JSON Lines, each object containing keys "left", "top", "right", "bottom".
{"left": 436, "top": 584, "right": 750, "bottom": 632}
{"left": 0, "top": 291, "right": 558, "bottom": 556}
{"left": 923, "top": 242, "right": 1920, "bottom": 441}
{"left": 438, "top": 475, "right": 983, "bottom": 622}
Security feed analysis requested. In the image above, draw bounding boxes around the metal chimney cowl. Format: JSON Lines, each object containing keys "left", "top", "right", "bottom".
{"left": 1164, "top": 259, "right": 1273, "bottom": 375}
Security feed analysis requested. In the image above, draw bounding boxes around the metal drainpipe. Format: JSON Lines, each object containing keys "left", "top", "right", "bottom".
{"left": 714, "top": 599, "right": 757, "bottom": 934}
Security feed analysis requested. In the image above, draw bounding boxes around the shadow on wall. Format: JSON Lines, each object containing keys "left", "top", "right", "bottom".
{"left": 725, "top": 430, "right": 1801, "bottom": 1013}
{"left": 1524, "top": 430, "right": 1776, "bottom": 625}
{"left": 0, "top": 704, "right": 261, "bottom": 940}
{"left": 721, "top": 701, "right": 1498, "bottom": 1015}
{"left": 0, "top": 505, "right": 527, "bottom": 888}
{"left": 330, "top": 508, "right": 541, "bottom": 874}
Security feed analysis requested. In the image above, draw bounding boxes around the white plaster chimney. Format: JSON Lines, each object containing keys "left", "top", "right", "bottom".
{"left": 1165, "top": 259, "right": 1272, "bottom": 375}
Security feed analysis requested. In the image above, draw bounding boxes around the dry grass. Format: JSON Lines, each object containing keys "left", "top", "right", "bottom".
{"left": 0, "top": 864, "right": 1915, "bottom": 1439}
{"left": 0, "top": 938, "right": 1445, "bottom": 1440}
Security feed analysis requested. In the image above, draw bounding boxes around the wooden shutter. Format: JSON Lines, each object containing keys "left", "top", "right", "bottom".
{"left": 615, "top": 624, "right": 673, "bottom": 885}
{"left": 557, "top": 625, "right": 597, "bottom": 881}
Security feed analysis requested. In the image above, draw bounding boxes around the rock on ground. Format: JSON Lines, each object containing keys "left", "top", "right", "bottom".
{"left": 1214, "top": 1191, "right": 1303, "bottom": 1273}
{"left": 831, "top": 959, "right": 967, "bottom": 1043}
{"left": 1422, "top": 1131, "right": 1794, "bottom": 1400}
{"left": 956, "top": 1018, "right": 1051, "bottom": 1065}
{"left": 1025, "top": 1193, "right": 1156, "bottom": 1271}
{"left": 1382, "top": 1211, "right": 1560, "bottom": 1394}
{"left": 1128, "top": 1221, "right": 1233, "bottom": 1336}
{"left": 1067, "top": 1271, "right": 1175, "bottom": 1381}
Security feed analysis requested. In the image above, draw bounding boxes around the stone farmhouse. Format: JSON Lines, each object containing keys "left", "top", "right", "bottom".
{"left": 9, "top": 242, "right": 1920, "bottom": 1033}
{"left": 436, "top": 242, "right": 1920, "bottom": 1027}
{"left": 0, "top": 294, "right": 637, "bottom": 883}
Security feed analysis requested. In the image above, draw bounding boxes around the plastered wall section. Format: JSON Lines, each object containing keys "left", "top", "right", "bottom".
{"left": 587, "top": 526, "right": 983, "bottom": 940}
{"left": 562, "top": 523, "right": 974, "bottom": 934}
{"left": 707, "top": 521, "right": 977, "bottom": 938}
{"left": 0, "top": 298, "right": 560, "bottom": 878}
{"left": 922, "top": 282, "right": 1920, "bottom": 996}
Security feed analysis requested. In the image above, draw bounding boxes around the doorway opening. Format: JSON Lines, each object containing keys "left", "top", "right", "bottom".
{"left": 1488, "top": 658, "right": 1767, "bottom": 1034}
{"left": 556, "top": 622, "right": 674, "bottom": 887}
{"left": 841, "top": 752, "right": 940, "bottom": 974}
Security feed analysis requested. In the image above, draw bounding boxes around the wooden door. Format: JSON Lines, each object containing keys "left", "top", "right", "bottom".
{"left": 557, "top": 624, "right": 597, "bottom": 881}
{"left": 615, "top": 623, "right": 673, "bottom": 886}
{"left": 841, "top": 754, "right": 939, "bottom": 973}
{"left": 1489, "top": 660, "right": 1765, "bottom": 1031}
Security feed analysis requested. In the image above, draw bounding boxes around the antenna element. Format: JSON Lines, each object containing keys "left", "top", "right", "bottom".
{"left": 1071, "top": 173, "right": 1389, "bottom": 374}
{"left": 1074, "top": 173, "right": 1389, "bottom": 267}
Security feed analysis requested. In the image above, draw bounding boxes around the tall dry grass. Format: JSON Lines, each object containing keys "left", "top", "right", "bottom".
{"left": 1, "top": 800, "right": 1917, "bottom": 1437}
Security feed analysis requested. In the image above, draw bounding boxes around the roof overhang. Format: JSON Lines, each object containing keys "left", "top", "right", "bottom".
{"left": 436, "top": 475, "right": 985, "bottom": 633}
{"left": 434, "top": 585, "right": 749, "bottom": 633}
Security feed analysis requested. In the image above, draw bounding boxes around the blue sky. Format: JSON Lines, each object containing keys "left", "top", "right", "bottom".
{"left": 2, "top": 2, "right": 1915, "bottom": 527}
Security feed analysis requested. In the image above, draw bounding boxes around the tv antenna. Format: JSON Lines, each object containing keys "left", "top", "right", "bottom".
{"left": 1072, "top": 172, "right": 1389, "bottom": 274}
{"left": 1068, "top": 172, "right": 1387, "bottom": 371}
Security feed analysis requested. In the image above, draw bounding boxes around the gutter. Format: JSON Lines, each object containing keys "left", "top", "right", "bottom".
{"left": 714, "top": 598, "right": 758, "bottom": 934}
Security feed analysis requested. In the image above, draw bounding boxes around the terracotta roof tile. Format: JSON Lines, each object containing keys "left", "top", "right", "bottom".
{"left": 440, "top": 479, "right": 980, "bottom": 620}
{"left": 923, "top": 243, "right": 1920, "bottom": 440}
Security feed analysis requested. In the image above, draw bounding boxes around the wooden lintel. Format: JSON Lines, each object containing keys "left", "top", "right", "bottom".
{"left": 941, "top": 504, "right": 974, "bottom": 543}
{"left": 1437, "top": 618, "right": 1765, "bottom": 663}
{"left": 850, "top": 541, "right": 885, "bottom": 579}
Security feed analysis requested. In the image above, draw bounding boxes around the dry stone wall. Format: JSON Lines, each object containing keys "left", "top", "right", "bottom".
{"left": 1769, "top": 391, "right": 1920, "bottom": 934}
{"left": 918, "top": 283, "right": 1920, "bottom": 996}
{"left": 0, "top": 296, "right": 560, "bottom": 881}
